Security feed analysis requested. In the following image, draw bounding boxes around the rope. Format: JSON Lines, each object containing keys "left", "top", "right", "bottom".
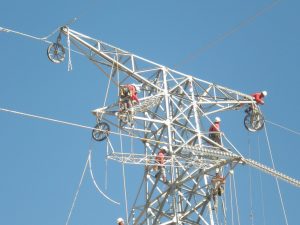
{"left": 174, "top": 0, "right": 281, "bottom": 68}
{"left": 265, "top": 120, "right": 300, "bottom": 136}
{"left": 65, "top": 151, "right": 89, "bottom": 225}
{"left": 0, "top": 26, "right": 52, "bottom": 43}
{"left": 257, "top": 136, "right": 267, "bottom": 225}
{"left": 229, "top": 175, "right": 235, "bottom": 225}
{"left": 105, "top": 144, "right": 109, "bottom": 191}
{"left": 88, "top": 150, "right": 120, "bottom": 205}
{"left": 0, "top": 107, "right": 151, "bottom": 143}
{"left": 117, "top": 58, "right": 130, "bottom": 225}
{"left": 232, "top": 173, "right": 241, "bottom": 225}
{"left": 67, "top": 27, "right": 73, "bottom": 71}
{"left": 264, "top": 124, "right": 289, "bottom": 225}
{"left": 247, "top": 133, "right": 254, "bottom": 225}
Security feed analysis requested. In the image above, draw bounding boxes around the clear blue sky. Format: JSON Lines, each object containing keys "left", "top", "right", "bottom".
{"left": 1, "top": 0, "right": 300, "bottom": 225}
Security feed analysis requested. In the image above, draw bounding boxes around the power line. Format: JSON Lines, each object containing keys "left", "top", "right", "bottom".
{"left": 174, "top": 0, "right": 281, "bottom": 68}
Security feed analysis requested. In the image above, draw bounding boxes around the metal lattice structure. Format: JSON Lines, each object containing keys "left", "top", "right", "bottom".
{"left": 47, "top": 26, "right": 300, "bottom": 225}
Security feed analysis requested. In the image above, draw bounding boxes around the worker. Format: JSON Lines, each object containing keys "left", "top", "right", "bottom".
{"left": 210, "top": 169, "right": 225, "bottom": 210}
{"left": 154, "top": 146, "right": 168, "bottom": 183}
{"left": 245, "top": 91, "right": 267, "bottom": 113}
{"left": 119, "top": 84, "right": 140, "bottom": 112}
{"left": 209, "top": 117, "right": 222, "bottom": 145}
{"left": 128, "top": 84, "right": 140, "bottom": 105}
{"left": 117, "top": 217, "right": 125, "bottom": 225}
{"left": 251, "top": 91, "right": 267, "bottom": 105}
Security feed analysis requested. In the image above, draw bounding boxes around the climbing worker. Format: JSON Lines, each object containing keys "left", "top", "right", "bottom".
{"left": 251, "top": 90, "right": 267, "bottom": 105}
{"left": 209, "top": 117, "right": 222, "bottom": 145}
{"left": 154, "top": 146, "right": 168, "bottom": 183}
{"left": 117, "top": 217, "right": 125, "bottom": 225}
{"left": 245, "top": 90, "right": 267, "bottom": 113}
{"left": 119, "top": 84, "right": 140, "bottom": 112}
{"left": 128, "top": 84, "right": 140, "bottom": 105}
{"left": 119, "top": 85, "right": 132, "bottom": 111}
{"left": 210, "top": 169, "right": 225, "bottom": 210}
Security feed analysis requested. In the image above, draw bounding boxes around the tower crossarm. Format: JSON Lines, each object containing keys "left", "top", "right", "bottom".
{"left": 243, "top": 158, "right": 300, "bottom": 188}
{"left": 59, "top": 26, "right": 258, "bottom": 112}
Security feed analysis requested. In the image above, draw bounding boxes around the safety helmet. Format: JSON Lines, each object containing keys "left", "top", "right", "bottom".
{"left": 215, "top": 117, "right": 221, "bottom": 123}
{"left": 135, "top": 86, "right": 141, "bottom": 93}
{"left": 160, "top": 146, "right": 168, "bottom": 152}
{"left": 117, "top": 218, "right": 124, "bottom": 223}
{"left": 262, "top": 91, "right": 267, "bottom": 96}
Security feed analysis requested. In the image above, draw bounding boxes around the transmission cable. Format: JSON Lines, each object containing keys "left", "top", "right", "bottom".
{"left": 174, "top": 0, "right": 281, "bottom": 68}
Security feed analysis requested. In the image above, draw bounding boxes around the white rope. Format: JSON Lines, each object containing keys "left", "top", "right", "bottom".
{"left": 105, "top": 141, "right": 109, "bottom": 190}
{"left": 257, "top": 136, "right": 267, "bottom": 225}
{"left": 232, "top": 173, "right": 241, "bottom": 225}
{"left": 0, "top": 25, "right": 84, "bottom": 57}
{"left": 88, "top": 150, "right": 120, "bottom": 205}
{"left": 247, "top": 134, "right": 254, "bottom": 225}
{"left": 67, "top": 27, "right": 72, "bottom": 71}
{"left": 117, "top": 57, "right": 130, "bottom": 225}
{"left": 265, "top": 119, "right": 300, "bottom": 137}
{"left": 229, "top": 176, "right": 234, "bottom": 225}
{"left": 264, "top": 124, "right": 289, "bottom": 225}
{"left": 65, "top": 152, "right": 89, "bottom": 225}
{"left": 0, "top": 107, "right": 144, "bottom": 142}
{"left": 0, "top": 26, "right": 52, "bottom": 43}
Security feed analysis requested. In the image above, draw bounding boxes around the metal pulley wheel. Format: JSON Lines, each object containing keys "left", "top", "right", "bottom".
{"left": 47, "top": 43, "right": 65, "bottom": 63}
{"left": 92, "top": 122, "right": 110, "bottom": 141}
{"left": 244, "top": 111, "right": 264, "bottom": 132}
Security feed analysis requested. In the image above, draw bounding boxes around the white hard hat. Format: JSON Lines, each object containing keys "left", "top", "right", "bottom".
{"left": 215, "top": 117, "right": 221, "bottom": 122}
{"left": 262, "top": 91, "right": 267, "bottom": 96}
{"left": 160, "top": 146, "right": 168, "bottom": 152}
{"left": 215, "top": 168, "right": 220, "bottom": 173}
{"left": 136, "top": 86, "right": 141, "bottom": 93}
{"left": 117, "top": 218, "right": 124, "bottom": 223}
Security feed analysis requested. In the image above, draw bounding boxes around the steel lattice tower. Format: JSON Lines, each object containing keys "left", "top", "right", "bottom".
{"left": 47, "top": 26, "right": 300, "bottom": 225}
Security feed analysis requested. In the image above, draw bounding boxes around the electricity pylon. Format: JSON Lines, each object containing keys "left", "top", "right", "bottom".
{"left": 47, "top": 26, "right": 300, "bottom": 225}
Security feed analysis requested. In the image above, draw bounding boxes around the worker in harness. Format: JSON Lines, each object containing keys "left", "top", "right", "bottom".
{"left": 209, "top": 117, "right": 222, "bottom": 146}
{"left": 154, "top": 146, "right": 168, "bottom": 183}
{"left": 119, "top": 84, "right": 140, "bottom": 112}
{"left": 210, "top": 168, "right": 225, "bottom": 210}
{"left": 245, "top": 90, "right": 267, "bottom": 113}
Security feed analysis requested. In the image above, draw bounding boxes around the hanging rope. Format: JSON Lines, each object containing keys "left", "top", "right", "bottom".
{"left": 65, "top": 151, "right": 89, "bottom": 225}
{"left": 105, "top": 141, "right": 109, "bottom": 191}
{"left": 247, "top": 133, "right": 254, "bottom": 225}
{"left": 257, "top": 136, "right": 267, "bottom": 225}
{"left": 88, "top": 150, "right": 120, "bottom": 205}
{"left": 232, "top": 173, "right": 241, "bottom": 225}
{"left": 229, "top": 175, "right": 235, "bottom": 225}
{"left": 67, "top": 27, "right": 73, "bottom": 71}
{"left": 117, "top": 56, "right": 130, "bottom": 225}
{"left": 264, "top": 124, "right": 289, "bottom": 225}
